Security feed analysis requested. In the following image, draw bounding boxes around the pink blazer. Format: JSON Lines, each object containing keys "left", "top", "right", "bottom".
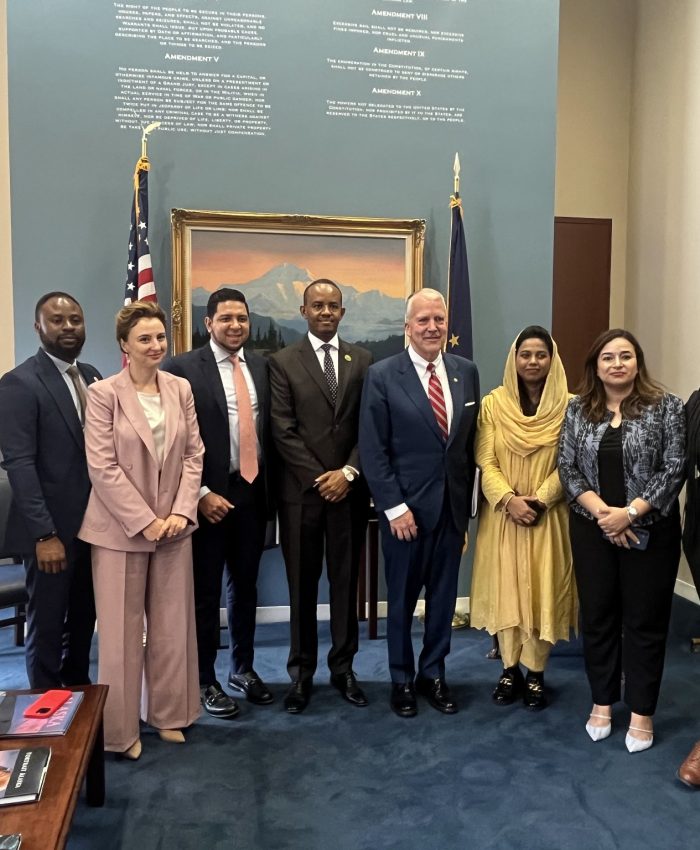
{"left": 79, "top": 368, "right": 204, "bottom": 552}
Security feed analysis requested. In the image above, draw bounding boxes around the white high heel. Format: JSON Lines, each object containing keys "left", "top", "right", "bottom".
{"left": 625, "top": 725, "right": 654, "bottom": 753}
{"left": 586, "top": 711, "right": 612, "bottom": 741}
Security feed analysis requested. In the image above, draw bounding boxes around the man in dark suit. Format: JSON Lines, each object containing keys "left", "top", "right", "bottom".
{"left": 270, "top": 279, "right": 372, "bottom": 713}
{"left": 163, "top": 288, "right": 275, "bottom": 718}
{"left": 359, "top": 288, "right": 480, "bottom": 717}
{"left": 0, "top": 292, "right": 100, "bottom": 688}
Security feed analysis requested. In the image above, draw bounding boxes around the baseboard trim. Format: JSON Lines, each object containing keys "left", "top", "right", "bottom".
{"left": 226, "top": 586, "right": 700, "bottom": 626}
{"left": 220, "top": 596, "right": 472, "bottom": 627}
{"left": 675, "top": 578, "right": 699, "bottom": 605}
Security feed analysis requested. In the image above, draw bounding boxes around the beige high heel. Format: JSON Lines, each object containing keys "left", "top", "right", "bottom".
{"left": 158, "top": 729, "right": 185, "bottom": 744}
{"left": 122, "top": 739, "right": 142, "bottom": 760}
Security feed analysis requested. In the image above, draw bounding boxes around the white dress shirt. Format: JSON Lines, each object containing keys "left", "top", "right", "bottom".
{"left": 43, "top": 349, "right": 87, "bottom": 424}
{"left": 385, "top": 345, "right": 454, "bottom": 521}
{"left": 308, "top": 331, "right": 339, "bottom": 380}
{"left": 200, "top": 338, "right": 260, "bottom": 498}
{"left": 307, "top": 331, "right": 359, "bottom": 478}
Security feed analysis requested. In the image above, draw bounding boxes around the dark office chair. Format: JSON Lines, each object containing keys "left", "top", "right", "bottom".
{"left": 0, "top": 468, "right": 27, "bottom": 647}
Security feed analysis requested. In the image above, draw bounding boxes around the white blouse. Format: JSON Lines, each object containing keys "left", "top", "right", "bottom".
{"left": 137, "top": 392, "right": 165, "bottom": 469}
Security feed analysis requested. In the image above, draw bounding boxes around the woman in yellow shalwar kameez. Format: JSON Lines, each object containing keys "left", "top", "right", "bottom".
{"left": 470, "top": 326, "right": 577, "bottom": 710}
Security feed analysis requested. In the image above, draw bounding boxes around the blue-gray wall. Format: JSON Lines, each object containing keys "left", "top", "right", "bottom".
{"left": 7, "top": 0, "right": 560, "bottom": 605}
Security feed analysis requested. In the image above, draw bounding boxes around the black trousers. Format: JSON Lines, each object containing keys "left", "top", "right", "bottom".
{"left": 279, "top": 491, "right": 368, "bottom": 682}
{"left": 569, "top": 507, "right": 681, "bottom": 715}
{"left": 381, "top": 496, "right": 462, "bottom": 684}
{"left": 192, "top": 473, "right": 267, "bottom": 687}
{"left": 23, "top": 537, "right": 95, "bottom": 689}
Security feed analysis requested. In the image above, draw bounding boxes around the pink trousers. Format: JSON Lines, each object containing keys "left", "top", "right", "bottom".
{"left": 92, "top": 536, "right": 201, "bottom": 752}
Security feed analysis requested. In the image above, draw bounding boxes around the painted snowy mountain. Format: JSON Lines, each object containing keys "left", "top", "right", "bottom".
{"left": 190, "top": 262, "right": 404, "bottom": 343}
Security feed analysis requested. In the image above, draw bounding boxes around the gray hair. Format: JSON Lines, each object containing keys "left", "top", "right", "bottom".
{"left": 405, "top": 288, "right": 447, "bottom": 321}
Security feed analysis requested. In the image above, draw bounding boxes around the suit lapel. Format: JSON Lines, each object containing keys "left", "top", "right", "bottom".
{"left": 298, "top": 337, "right": 334, "bottom": 408}
{"left": 198, "top": 345, "right": 229, "bottom": 426}
{"left": 114, "top": 369, "right": 159, "bottom": 464}
{"left": 396, "top": 349, "right": 444, "bottom": 444}
{"left": 35, "top": 349, "right": 84, "bottom": 450}
{"left": 444, "top": 355, "right": 465, "bottom": 448}
{"left": 158, "top": 372, "right": 179, "bottom": 461}
{"left": 245, "top": 352, "right": 266, "bottom": 440}
{"left": 77, "top": 363, "right": 101, "bottom": 386}
{"left": 334, "top": 339, "right": 353, "bottom": 412}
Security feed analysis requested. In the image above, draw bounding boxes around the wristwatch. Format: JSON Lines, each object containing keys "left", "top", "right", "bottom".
{"left": 626, "top": 505, "right": 639, "bottom": 522}
{"left": 342, "top": 466, "right": 356, "bottom": 483}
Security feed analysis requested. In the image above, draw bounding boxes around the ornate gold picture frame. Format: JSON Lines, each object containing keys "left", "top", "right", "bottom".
{"left": 170, "top": 209, "right": 425, "bottom": 356}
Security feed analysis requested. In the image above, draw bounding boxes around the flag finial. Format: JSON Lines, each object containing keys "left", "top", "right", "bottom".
{"left": 453, "top": 152, "right": 460, "bottom": 196}
{"left": 141, "top": 121, "right": 161, "bottom": 159}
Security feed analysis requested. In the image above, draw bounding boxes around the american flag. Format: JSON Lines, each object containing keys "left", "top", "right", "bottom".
{"left": 124, "top": 156, "right": 157, "bottom": 305}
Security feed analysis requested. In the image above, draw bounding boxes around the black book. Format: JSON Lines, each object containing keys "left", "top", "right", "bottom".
{"left": 0, "top": 747, "right": 51, "bottom": 806}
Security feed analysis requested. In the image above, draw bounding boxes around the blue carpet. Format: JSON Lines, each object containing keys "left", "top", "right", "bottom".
{"left": 2, "top": 598, "right": 700, "bottom": 849}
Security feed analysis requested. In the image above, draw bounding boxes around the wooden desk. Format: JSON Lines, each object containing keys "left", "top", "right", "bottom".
{"left": 0, "top": 684, "right": 108, "bottom": 850}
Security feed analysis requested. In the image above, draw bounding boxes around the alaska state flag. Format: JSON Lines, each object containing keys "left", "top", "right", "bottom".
{"left": 446, "top": 194, "right": 473, "bottom": 360}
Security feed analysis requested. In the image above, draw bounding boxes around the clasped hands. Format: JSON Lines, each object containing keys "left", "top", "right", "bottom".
{"left": 596, "top": 504, "right": 639, "bottom": 549}
{"left": 504, "top": 494, "right": 545, "bottom": 526}
{"left": 143, "top": 514, "right": 188, "bottom": 541}
{"left": 314, "top": 469, "right": 350, "bottom": 503}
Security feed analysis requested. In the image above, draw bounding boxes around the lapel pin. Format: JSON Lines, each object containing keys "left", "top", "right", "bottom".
{"left": 453, "top": 377, "right": 458, "bottom": 382}
{"left": 344, "top": 354, "right": 352, "bottom": 362}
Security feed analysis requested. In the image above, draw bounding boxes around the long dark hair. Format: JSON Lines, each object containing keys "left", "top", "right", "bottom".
{"left": 515, "top": 325, "right": 553, "bottom": 416}
{"left": 577, "top": 328, "right": 664, "bottom": 422}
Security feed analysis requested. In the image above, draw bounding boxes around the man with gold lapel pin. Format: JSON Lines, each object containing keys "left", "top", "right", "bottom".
{"left": 270, "top": 279, "right": 372, "bottom": 713}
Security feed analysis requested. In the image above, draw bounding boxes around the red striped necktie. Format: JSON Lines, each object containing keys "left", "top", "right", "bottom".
{"left": 427, "top": 362, "right": 449, "bottom": 441}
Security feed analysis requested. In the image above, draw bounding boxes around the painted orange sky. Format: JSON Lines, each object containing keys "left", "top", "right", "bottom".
{"left": 190, "top": 229, "right": 407, "bottom": 297}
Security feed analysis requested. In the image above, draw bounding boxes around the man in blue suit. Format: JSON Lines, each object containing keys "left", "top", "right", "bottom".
{"left": 0, "top": 292, "right": 100, "bottom": 688}
{"left": 359, "top": 288, "right": 479, "bottom": 717}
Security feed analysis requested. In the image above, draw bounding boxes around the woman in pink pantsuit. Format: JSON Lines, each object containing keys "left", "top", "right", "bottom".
{"left": 79, "top": 301, "right": 204, "bottom": 759}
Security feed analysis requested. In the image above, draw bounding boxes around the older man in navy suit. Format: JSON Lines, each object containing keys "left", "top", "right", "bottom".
{"left": 0, "top": 292, "right": 100, "bottom": 688}
{"left": 359, "top": 288, "right": 480, "bottom": 717}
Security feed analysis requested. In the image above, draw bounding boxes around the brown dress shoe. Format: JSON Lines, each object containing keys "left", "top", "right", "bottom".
{"left": 678, "top": 740, "right": 700, "bottom": 787}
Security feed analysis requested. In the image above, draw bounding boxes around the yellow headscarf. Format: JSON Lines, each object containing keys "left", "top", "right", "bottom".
{"left": 490, "top": 332, "right": 569, "bottom": 457}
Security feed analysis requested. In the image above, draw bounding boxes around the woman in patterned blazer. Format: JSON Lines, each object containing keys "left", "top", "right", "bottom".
{"left": 558, "top": 329, "right": 685, "bottom": 754}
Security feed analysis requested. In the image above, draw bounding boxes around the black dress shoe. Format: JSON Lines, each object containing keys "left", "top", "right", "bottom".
{"left": 492, "top": 666, "right": 525, "bottom": 706}
{"left": 284, "top": 679, "right": 312, "bottom": 714}
{"left": 416, "top": 676, "right": 459, "bottom": 714}
{"left": 228, "top": 671, "right": 274, "bottom": 705}
{"left": 390, "top": 682, "right": 417, "bottom": 718}
{"left": 330, "top": 671, "right": 369, "bottom": 707}
{"left": 523, "top": 671, "right": 547, "bottom": 711}
{"left": 200, "top": 682, "right": 240, "bottom": 719}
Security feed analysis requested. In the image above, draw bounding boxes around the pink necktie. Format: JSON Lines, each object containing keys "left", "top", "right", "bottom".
{"left": 230, "top": 354, "right": 258, "bottom": 483}
{"left": 427, "top": 363, "right": 449, "bottom": 441}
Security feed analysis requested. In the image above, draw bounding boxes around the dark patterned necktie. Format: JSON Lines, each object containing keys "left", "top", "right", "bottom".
{"left": 321, "top": 343, "right": 337, "bottom": 404}
{"left": 427, "top": 362, "right": 448, "bottom": 440}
